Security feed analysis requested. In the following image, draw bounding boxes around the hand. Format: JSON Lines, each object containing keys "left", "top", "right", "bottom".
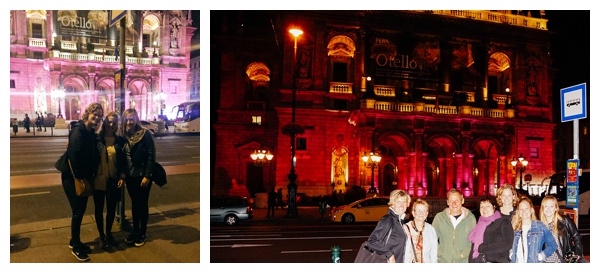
{"left": 388, "top": 255, "right": 396, "bottom": 263}
{"left": 141, "top": 177, "right": 151, "bottom": 187}
{"left": 117, "top": 179, "right": 124, "bottom": 188}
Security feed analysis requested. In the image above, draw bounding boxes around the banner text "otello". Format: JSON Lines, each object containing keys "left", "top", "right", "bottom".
{"left": 60, "top": 16, "right": 98, "bottom": 30}
{"left": 375, "top": 54, "right": 422, "bottom": 70}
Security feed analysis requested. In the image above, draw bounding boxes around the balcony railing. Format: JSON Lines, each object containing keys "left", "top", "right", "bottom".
{"left": 329, "top": 82, "right": 353, "bottom": 94}
{"left": 29, "top": 38, "right": 46, "bottom": 48}
{"left": 374, "top": 85, "right": 395, "bottom": 97}
{"left": 52, "top": 51, "right": 155, "bottom": 64}
{"left": 363, "top": 100, "right": 513, "bottom": 118}
{"left": 422, "top": 10, "right": 548, "bottom": 30}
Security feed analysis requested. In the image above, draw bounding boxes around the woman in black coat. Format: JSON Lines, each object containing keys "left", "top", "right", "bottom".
{"left": 62, "top": 102, "right": 103, "bottom": 261}
{"left": 365, "top": 190, "right": 410, "bottom": 263}
{"left": 121, "top": 108, "right": 156, "bottom": 247}
{"left": 469, "top": 195, "right": 513, "bottom": 263}
{"left": 539, "top": 195, "right": 586, "bottom": 262}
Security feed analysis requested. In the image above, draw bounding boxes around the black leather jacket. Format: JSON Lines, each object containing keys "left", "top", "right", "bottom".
{"left": 557, "top": 216, "right": 583, "bottom": 257}
{"left": 123, "top": 129, "right": 156, "bottom": 178}
{"left": 67, "top": 120, "right": 99, "bottom": 181}
{"left": 366, "top": 209, "right": 407, "bottom": 261}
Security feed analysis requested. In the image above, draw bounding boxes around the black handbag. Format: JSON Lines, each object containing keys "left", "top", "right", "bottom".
{"left": 152, "top": 162, "right": 167, "bottom": 187}
{"left": 354, "top": 224, "right": 393, "bottom": 263}
{"left": 54, "top": 151, "right": 69, "bottom": 173}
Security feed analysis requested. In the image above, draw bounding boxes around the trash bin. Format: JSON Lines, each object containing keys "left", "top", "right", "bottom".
{"left": 155, "top": 120, "right": 166, "bottom": 134}
{"left": 12, "top": 124, "right": 18, "bottom": 135}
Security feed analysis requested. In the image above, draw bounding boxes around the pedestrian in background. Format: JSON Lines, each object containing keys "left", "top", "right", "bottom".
{"left": 432, "top": 188, "right": 476, "bottom": 262}
{"left": 510, "top": 196, "right": 557, "bottom": 263}
{"left": 121, "top": 108, "right": 156, "bottom": 247}
{"left": 539, "top": 195, "right": 586, "bottom": 262}
{"left": 403, "top": 198, "right": 438, "bottom": 263}
{"left": 93, "top": 111, "right": 126, "bottom": 249}
{"left": 62, "top": 102, "right": 103, "bottom": 261}
{"left": 267, "top": 188, "right": 277, "bottom": 218}
{"left": 276, "top": 188, "right": 284, "bottom": 209}
{"left": 363, "top": 189, "right": 410, "bottom": 263}
{"left": 41, "top": 112, "right": 46, "bottom": 132}
{"left": 468, "top": 195, "right": 513, "bottom": 263}
{"left": 497, "top": 183, "right": 518, "bottom": 218}
{"left": 36, "top": 112, "right": 41, "bottom": 131}
{"left": 23, "top": 113, "right": 30, "bottom": 133}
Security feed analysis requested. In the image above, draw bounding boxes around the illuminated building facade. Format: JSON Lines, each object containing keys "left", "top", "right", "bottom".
{"left": 211, "top": 10, "right": 574, "bottom": 198}
{"left": 10, "top": 10, "right": 196, "bottom": 123}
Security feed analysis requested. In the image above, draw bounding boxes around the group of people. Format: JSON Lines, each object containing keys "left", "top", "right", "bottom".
{"left": 361, "top": 183, "right": 585, "bottom": 263}
{"left": 22, "top": 111, "right": 47, "bottom": 133}
{"left": 62, "top": 102, "right": 157, "bottom": 262}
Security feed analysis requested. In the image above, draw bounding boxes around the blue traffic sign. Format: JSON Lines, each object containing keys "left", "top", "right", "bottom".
{"left": 561, "top": 83, "right": 587, "bottom": 122}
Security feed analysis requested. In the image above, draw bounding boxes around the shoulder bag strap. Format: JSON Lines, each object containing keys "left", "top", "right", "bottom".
{"left": 404, "top": 224, "right": 417, "bottom": 262}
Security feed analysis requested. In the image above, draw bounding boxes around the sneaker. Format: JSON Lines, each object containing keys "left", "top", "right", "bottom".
{"left": 134, "top": 235, "right": 146, "bottom": 247}
{"left": 71, "top": 247, "right": 90, "bottom": 262}
{"left": 99, "top": 236, "right": 109, "bottom": 249}
{"left": 106, "top": 235, "right": 118, "bottom": 246}
{"left": 69, "top": 241, "right": 91, "bottom": 253}
{"left": 125, "top": 233, "right": 137, "bottom": 245}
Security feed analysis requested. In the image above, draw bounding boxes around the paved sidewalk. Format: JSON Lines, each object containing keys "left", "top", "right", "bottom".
{"left": 10, "top": 201, "right": 200, "bottom": 263}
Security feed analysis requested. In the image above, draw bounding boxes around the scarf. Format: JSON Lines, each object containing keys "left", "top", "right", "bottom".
{"left": 468, "top": 210, "right": 501, "bottom": 258}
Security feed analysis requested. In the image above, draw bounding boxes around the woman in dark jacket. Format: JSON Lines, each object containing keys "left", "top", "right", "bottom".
{"left": 121, "top": 108, "right": 156, "bottom": 247}
{"left": 365, "top": 190, "right": 409, "bottom": 263}
{"left": 468, "top": 195, "right": 513, "bottom": 263}
{"left": 93, "top": 111, "right": 127, "bottom": 249}
{"left": 63, "top": 102, "right": 103, "bottom": 261}
{"left": 539, "top": 195, "right": 586, "bottom": 262}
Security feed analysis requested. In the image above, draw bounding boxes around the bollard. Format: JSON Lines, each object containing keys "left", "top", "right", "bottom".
{"left": 331, "top": 246, "right": 341, "bottom": 263}
{"left": 12, "top": 124, "right": 18, "bottom": 136}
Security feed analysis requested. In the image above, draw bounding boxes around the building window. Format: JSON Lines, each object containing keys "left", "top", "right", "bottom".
{"left": 530, "top": 147, "right": 539, "bottom": 158}
{"left": 332, "top": 62, "right": 348, "bottom": 82}
{"left": 33, "top": 52, "right": 43, "bottom": 59}
{"left": 31, "top": 23, "right": 43, "bottom": 38}
{"left": 10, "top": 80, "right": 15, "bottom": 89}
{"left": 252, "top": 116, "right": 262, "bottom": 125}
{"left": 296, "top": 138, "right": 307, "bottom": 150}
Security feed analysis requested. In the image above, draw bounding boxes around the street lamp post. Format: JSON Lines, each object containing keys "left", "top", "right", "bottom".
{"left": 285, "top": 27, "right": 303, "bottom": 218}
{"left": 505, "top": 87, "right": 510, "bottom": 108}
{"left": 362, "top": 151, "right": 381, "bottom": 194}
{"left": 153, "top": 41, "right": 157, "bottom": 56}
{"left": 51, "top": 89, "right": 65, "bottom": 119}
{"left": 511, "top": 153, "right": 529, "bottom": 192}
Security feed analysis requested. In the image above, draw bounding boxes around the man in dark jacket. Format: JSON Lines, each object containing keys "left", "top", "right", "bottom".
{"left": 267, "top": 188, "right": 277, "bottom": 218}
{"left": 23, "top": 113, "right": 30, "bottom": 133}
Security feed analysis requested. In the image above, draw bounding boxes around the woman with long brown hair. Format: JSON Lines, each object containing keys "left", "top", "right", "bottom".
{"left": 510, "top": 197, "right": 557, "bottom": 263}
{"left": 120, "top": 108, "right": 156, "bottom": 247}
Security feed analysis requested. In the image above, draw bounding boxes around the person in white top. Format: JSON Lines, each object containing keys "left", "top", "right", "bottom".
{"left": 510, "top": 197, "right": 557, "bottom": 263}
{"left": 403, "top": 198, "right": 438, "bottom": 263}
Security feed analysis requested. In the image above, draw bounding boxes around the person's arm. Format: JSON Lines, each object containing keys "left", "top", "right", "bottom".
{"left": 563, "top": 216, "right": 584, "bottom": 256}
{"left": 366, "top": 215, "right": 394, "bottom": 258}
{"left": 67, "top": 127, "right": 87, "bottom": 179}
{"left": 142, "top": 131, "right": 156, "bottom": 178}
{"left": 540, "top": 223, "right": 558, "bottom": 260}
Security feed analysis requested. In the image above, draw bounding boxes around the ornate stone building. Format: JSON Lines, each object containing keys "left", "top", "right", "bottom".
{"left": 211, "top": 10, "right": 561, "bottom": 199}
{"left": 10, "top": 10, "right": 196, "bottom": 123}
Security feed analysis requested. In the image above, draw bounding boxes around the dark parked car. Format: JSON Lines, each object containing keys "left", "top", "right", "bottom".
{"left": 210, "top": 196, "right": 253, "bottom": 225}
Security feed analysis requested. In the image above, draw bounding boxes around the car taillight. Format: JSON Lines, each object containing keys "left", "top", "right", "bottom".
{"left": 246, "top": 206, "right": 252, "bottom": 213}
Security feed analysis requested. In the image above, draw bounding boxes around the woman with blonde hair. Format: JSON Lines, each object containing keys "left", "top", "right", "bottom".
{"left": 496, "top": 183, "right": 518, "bottom": 218}
{"left": 403, "top": 198, "right": 437, "bottom": 263}
{"left": 359, "top": 190, "right": 410, "bottom": 263}
{"left": 62, "top": 102, "right": 103, "bottom": 261}
{"left": 121, "top": 108, "right": 156, "bottom": 247}
{"left": 510, "top": 197, "right": 557, "bottom": 263}
{"left": 539, "top": 195, "right": 585, "bottom": 262}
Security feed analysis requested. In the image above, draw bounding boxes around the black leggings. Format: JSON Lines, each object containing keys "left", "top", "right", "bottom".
{"left": 126, "top": 177, "right": 152, "bottom": 236}
{"left": 92, "top": 187, "right": 120, "bottom": 238}
{"left": 61, "top": 172, "right": 89, "bottom": 245}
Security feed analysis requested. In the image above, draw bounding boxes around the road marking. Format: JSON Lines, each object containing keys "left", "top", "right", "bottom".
{"left": 11, "top": 191, "right": 51, "bottom": 197}
{"left": 211, "top": 234, "right": 283, "bottom": 238}
{"left": 210, "top": 244, "right": 273, "bottom": 248}
{"left": 282, "top": 249, "right": 354, "bottom": 254}
{"left": 211, "top": 235, "right": 367, "bottom": 242}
